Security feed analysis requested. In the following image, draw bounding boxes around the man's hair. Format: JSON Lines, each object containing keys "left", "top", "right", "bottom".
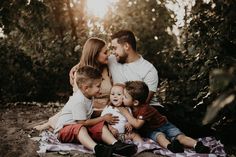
{"left": 111, "top": 30, "right": 136, "bottom": 51}
{"left": 75, "top": 66, "right": 102, "bottom": 87}
{"left": 125, "top": 81, "right": 149, "bottom": 104}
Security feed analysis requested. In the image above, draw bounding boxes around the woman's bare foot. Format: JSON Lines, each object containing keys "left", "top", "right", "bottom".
{"left": 33, "top": 122, "right": 50, "bottom": 131}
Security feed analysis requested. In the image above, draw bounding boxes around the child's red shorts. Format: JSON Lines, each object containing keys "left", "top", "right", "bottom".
{"left": 58, "top": 121, "right": 105, "bottom": 143}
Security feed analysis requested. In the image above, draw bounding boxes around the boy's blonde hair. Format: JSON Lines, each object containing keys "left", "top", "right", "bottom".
{"left": 125, "top": 81, "right": 149, "bottom": 104}
{"left": 75, "top": 66, "right": 102, "bottom": 88}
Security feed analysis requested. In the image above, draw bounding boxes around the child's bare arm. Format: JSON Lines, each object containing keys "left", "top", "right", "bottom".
{"left": 77, "top": 113, "right": 119, "bottom": 126}
{"left": 125, "top": 123, "right": 133, "bottom": 133}
{"left": 118, "top": 107, "right": 144, "bottom": 129}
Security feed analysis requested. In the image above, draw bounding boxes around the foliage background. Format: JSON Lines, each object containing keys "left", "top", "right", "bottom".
{"left": 0, "top": 0, "right": 236, "bottom": 143}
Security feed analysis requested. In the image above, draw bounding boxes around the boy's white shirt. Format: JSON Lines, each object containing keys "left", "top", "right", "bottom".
{"left": 54, "top": 89, "right": 93, "bottom": 133}
{"left": 101, "top": 105, "right": 132, "bottom": 133}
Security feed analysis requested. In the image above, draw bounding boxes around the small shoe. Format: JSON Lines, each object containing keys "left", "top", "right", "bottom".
{"left": 167, "top": 139, "right": 184, "bottom": 153}
{"left": 95, "top": 144, "right": 113, "bottom": 157}
{"left": 113, "top": 141, "right": 137, "bottom": 156}
{"left": 195, "top": 141, "right": 210, "bottom": 154}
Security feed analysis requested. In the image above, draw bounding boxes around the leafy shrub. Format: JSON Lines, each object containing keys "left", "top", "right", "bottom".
{"left": 0, "top": 39, "right": 34, "bottom": 102}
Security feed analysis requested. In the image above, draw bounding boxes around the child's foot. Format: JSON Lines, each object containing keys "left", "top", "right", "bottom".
{"left": 195, "top": 141, "right": 210, "bottom": 153}
{"left": 112, "top": 140, "right": 137, "bottom": 156}
{"left": 94, "top": 144, "right": 113, "bottom": 157}
{"left": 167, "top": 139, "right": 184, "bottom": 153}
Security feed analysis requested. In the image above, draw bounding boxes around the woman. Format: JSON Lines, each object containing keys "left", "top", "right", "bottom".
{"left": 70, "top": 37, "right": 112, "bottom": 109}
{"left": 34, "top": 37, "right": 112, "bottom": 131}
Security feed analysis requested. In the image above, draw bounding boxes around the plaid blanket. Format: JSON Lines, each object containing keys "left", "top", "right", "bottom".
{"left": 35, "top": 131, "right": 226, "bottom": 157}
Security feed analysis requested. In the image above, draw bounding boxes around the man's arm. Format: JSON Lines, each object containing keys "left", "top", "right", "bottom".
{"left": 144, "top": 67, "right": 158, "bottom": 103}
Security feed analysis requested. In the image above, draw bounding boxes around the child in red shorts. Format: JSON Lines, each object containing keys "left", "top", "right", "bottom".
{"left": 54, "top": 66, "right": 137, "bottom": 157}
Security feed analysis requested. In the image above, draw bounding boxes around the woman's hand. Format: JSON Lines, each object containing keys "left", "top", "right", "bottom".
{"left": 69, "top": 64, "right": 79, "bottom": 86}
{"left": 102, "top": 113, "right": 119, "bottom": 125}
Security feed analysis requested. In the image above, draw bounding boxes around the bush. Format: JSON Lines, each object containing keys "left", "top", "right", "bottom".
{"left": 0, "top": 39, "right": 34, "bottom": 102}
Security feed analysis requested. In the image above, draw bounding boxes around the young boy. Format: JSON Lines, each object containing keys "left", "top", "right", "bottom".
{"left": 119, "top": 81, "right": 210, "bottom": 154}
{"left": 101, "top": 84, "right": 143, "bottom": 143}
{"left": 54, "top": 66, "right": 137, "bottom": 157}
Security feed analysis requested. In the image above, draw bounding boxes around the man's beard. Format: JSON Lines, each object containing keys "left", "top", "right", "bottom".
{"left": 117, "top": 50, "right": 128, "bottom": 64}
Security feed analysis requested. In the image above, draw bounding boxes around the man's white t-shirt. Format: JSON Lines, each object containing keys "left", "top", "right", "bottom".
{"left": 108, "top": 55, "right": 158, "bottom": 92}
{"left": 54, "top": 89, "right": 93, "bottom": 133}
{"left": 101, "top": 105, "right": 131, "bottom": 133}
{"left": 108, "top": 55, "right": 159, "bottom": 106}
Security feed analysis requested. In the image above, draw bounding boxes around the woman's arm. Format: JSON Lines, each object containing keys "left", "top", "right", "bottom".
{"left": 69, "top": 63, "right": 80, "bottom": 86}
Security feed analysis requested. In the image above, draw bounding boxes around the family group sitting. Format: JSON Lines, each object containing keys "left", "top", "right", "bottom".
{"left": 34, "top": 30, "right": 210, "bottom": 157}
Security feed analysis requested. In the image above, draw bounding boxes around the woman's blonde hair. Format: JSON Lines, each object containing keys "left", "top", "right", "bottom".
{"left": 79, "top": 37, "right": 106, "bottom": 70}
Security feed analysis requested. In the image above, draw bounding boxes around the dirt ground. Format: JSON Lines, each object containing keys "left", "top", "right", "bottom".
{"left": 1, "top": 102, "right": 236, "bottom": 157}
{"left": 0, "top": 103, "right": 166, "bottom": 157}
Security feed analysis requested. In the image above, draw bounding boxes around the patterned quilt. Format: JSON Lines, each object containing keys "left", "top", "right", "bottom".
{"left": 35, "top": 131, "right": 226, "bottom": 157}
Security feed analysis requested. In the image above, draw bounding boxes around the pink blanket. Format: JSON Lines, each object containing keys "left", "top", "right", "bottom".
{"left": 36, "top": 131, "right": 226, "bottom": 157}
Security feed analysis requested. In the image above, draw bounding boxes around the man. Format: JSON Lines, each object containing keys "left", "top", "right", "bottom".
{"left": 108, "top": 30, "right": 159, "bottom": 105}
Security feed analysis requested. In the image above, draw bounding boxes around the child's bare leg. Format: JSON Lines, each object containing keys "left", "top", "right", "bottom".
{"left": 156, "top": 134, "right": 184, "bottom": 153}
{"left": 156, "top": 133, "right": 171, "bottom": 148}
{"left": 176, "top": 134, "right": 196, "bottom": 148}
{"left": 126, "top": 132, "right": 143, "bottom": 143}
{"left": 77, "top": 126, "right": 97, "bottom": 150}
{"left": 176, "top": 134, "right": 210, "bottom": 153}
{"left": 77, "top": 126, "right": 116, "bottom": 156}
{"left": 101, "top": 125, "right": 137, "bottom": 156}
{"left": 101, "top": 125, "right": 117, "bottom": 144}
